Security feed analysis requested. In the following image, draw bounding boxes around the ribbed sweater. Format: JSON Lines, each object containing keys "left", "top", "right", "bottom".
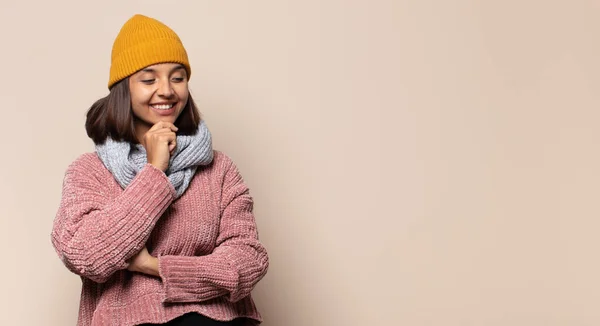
{"left": 50, "top": 150, "right": 269, "bottom": 326}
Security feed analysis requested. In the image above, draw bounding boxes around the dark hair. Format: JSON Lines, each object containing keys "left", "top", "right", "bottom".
{"left": 85, "top": 78, "right": 201, "bottom": 145}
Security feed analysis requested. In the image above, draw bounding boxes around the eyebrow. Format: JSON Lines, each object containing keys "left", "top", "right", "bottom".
{"left": 141, "top": 64, "right": 186, "bottom": 73}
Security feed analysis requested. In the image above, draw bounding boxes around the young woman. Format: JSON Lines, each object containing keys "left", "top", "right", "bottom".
{"left": 51, "top": 14, "right": 269, "bottom": 326}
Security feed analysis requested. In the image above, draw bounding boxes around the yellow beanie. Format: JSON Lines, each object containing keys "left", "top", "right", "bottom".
{"left": 108, "top": 14, "right": 191, "bottom": 89}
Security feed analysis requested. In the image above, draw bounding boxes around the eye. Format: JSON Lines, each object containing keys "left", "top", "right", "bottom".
{"left": 141, "top": 79, "right": 155, "bottom": 84}
{"left": 172, "top": 77, "right": 185, "bottom": 82}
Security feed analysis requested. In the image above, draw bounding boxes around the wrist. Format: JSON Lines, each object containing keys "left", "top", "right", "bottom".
{"left": 149, "top": 162, "right": 167, "bottom": 172}
{"left": 143, "top": 257, "right": 160, "bottom": 277}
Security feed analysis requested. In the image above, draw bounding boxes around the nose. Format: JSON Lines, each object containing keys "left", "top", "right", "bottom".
{"left": 157, "top": 79, "right": 174, "bottom": 98}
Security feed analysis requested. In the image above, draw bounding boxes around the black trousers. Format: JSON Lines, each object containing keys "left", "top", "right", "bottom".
{"left": 139, "top": 312, "right": 246, "bottom": 326}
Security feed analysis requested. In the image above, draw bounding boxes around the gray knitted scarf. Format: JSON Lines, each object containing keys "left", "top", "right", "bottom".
{"left": 96, "top": 120, "right": 214, "bottom": 198}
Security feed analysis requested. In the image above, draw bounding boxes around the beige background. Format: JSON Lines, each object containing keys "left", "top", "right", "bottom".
{"left": 1, "top": 0, "right": 599, "bottom": 325}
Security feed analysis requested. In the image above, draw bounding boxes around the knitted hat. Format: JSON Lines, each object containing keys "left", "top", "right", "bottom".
{"left": 108, "top": 14, "right": 191, "bottom": 89}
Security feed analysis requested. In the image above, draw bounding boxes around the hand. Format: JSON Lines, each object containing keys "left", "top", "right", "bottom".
{"left": 142, "top": 121, "right": 178, "bottom": 172}
{"left": 127, "top": 247, "right": 159, "bottom": 277}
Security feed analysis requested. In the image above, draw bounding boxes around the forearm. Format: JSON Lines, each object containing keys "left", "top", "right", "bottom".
{"left": 152, "top": 155, "right": 268, "bottom": 303}
{"left": 52, "top": 164, "right": 176, "bottom": 282}
{"left": 157, "top": 241, "right": 269, "bottom": 303}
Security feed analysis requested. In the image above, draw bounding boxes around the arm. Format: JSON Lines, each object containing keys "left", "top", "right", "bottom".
{"left": 157, "top": 159, "right": 269, "bottom": 303}
{"left": 51, "top": 156, "right": 176, "bottom": 283}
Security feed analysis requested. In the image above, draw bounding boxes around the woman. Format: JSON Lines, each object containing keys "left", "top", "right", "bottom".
{"left": 51, "top": 14, "right": 269, "bottom": 326}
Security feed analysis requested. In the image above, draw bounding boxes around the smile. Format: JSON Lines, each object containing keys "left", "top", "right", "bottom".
{"left": 151, "top": 103, "right": 175, "bottom": 110}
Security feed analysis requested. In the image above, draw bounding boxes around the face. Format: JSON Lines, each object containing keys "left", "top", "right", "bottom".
{"left": 129, "top": 63, "right": 189, "bottom": 137}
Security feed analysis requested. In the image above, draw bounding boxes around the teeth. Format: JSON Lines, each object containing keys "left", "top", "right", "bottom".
{"left": 152, "top": 104, "right": 174, "bottom": 110}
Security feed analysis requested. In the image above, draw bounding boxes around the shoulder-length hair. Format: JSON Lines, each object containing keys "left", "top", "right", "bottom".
{"left": 85, "top": 78, "right": 201, "bottom": 145}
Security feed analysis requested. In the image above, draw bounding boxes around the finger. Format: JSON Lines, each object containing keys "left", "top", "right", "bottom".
{"left": 166, "top": 122, "right": 179, "bottom": 132}
{"left": 148, "top": 131, "right": 176, "bottom": 142}
{"left": 157, "top": 121, "right": 179, "bottom": 132}
{"left": 148, "top": 121, "right": 178, "bottom": 133}
{"left": 152, "top": 129, "right": 177, "bottom": 135}
{"left": 155, "top": 132, "right": 177, "bottom": 143}
{"left": 147, "top": 121, "right": 167, "bottom": 132}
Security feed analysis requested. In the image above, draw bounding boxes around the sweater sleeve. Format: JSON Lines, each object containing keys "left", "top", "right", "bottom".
{"left": 157, "top": 158, "right": 269, "bottom": 303}
{"left": 51, "top": 156, "right": 176, "bottom": 283}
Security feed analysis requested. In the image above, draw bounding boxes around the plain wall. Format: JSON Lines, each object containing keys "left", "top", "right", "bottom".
{"left": 1, "top": 0, "right": 600, "bottom": 325}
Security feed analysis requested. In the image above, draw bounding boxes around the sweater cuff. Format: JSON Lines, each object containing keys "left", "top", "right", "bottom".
{"left": 125, "top": 164, "right": 175, "bottom": 211}
{"left": 138, "top": 164, "right": 176, "bottom": 194}
{"left": 158, "top": 255, "right": 235, "bottom": 303}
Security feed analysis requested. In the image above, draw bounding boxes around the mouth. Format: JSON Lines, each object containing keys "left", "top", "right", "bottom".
{"left": 149, "top": 102, "right": 177, "bottom": 116}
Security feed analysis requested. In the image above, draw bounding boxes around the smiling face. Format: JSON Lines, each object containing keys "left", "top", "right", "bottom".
{"left": 129, "top": 63, "right": 189, "bottom": 140}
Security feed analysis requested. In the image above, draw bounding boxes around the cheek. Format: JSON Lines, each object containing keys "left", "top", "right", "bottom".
{"left": 129, "top": 91, "right": 152, "bottom": 118}
{"left": 130, "top": 102, "right": 144, "bottom": 120}
{"left": 129, "top": 81, "right": 152, "bottom": 100}
{"left": 176, "top": 88, "right": 189, "bottom": 107}
{"left": 180, "top": 93, "right": 189, "bottom": 107}
{"left": 132, "top": 89, "right": 153, "bottom": 105}
{"left": 130, "top": 95, "right": 146, "bottom": 114}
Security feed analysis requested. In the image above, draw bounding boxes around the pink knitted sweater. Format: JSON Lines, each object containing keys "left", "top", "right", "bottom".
{"left": 51, "top": 151, "right": 269, "bottom": 326}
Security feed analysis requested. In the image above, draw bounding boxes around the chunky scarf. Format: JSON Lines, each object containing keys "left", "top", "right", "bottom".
{"left": 95, "top": 120, "right": 214, "bottom": 198}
